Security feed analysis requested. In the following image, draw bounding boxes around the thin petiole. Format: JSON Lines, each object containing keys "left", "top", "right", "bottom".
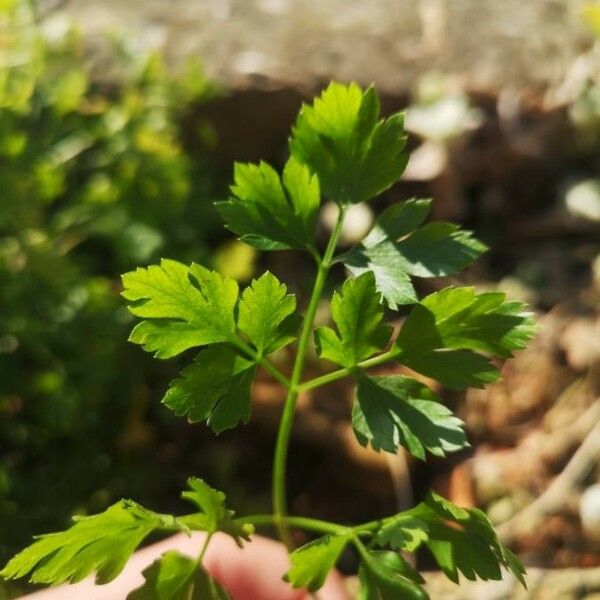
{"left": 196, "top": 532, "right": 214, "bottom": 566}
{"left": 239, "top": 514, "right": 351, "bottom": 536}
{"left": 272, "top": 205, "right": 347, "bottom": 548}
{"left": 238, "top": 514, "right": 381, "bottom": 538}
{"left": 230, "top": 336, "right": 292, "bottom": 389}
{"left": 350, "top": 535, "right": 372, "bottom": 561}
{"left": 297, "top": 347, "right": 402, "bottom": 392}
{"left": 257, "top": 357, "right": 291, "bottom": 389}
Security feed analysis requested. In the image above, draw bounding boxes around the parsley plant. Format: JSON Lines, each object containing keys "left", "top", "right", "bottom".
{"left": 2, "top": 82, "right": 534, "bottom": 599}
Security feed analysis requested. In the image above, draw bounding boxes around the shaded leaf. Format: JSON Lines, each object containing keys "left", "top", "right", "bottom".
{"left": 163, "top": 345, "right": 256, "bottom": 433}
{"left": 343, "top": 200, "right": 486, "bottom": 308}
{"left": 127, "top": 551, "right": 232, "bottom": 600}
{"left": 362, "top": 199, "right": 432, "bottom": 246}
{"left": 352, "top": 375, "right": 468, "bottom": 459}
{"left": 284, "top": 534, "right": 349, "bottom": 592}
{"left": 345, "top": 249, "right": 417, "bottom": 310}
{"left": 396, "top": 348, "right": 499, "bottom": 391}
{"left": 389, "top": 223, "right": 487, "bottom": 278}
{"left": 357, "top": 548, "right": 428, "bottom": 600}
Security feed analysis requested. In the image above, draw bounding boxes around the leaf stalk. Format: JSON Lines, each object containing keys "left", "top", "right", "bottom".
{"left": 271, "top": 205, "right": 346, "bottom": 548}
{"left": 297, "top": 347, "right": 402, "bottom": 392}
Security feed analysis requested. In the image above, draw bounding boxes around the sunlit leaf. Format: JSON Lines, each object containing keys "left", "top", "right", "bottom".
{"left": 163, "top": 346, "right": 256, "bottom": 433}
{"left": 395, "top": 287, "right": 535, "bottom": 389}
{"left": 122, "top": 259, "right": 238, "bottom": 359}
{"left": 238, "top": 272, "right": 299, "bottom": 355}
{"left": 290, "top": 82, "right": 408, "bottom": 204}
{"left": 0, "top": 501, "right": 185, "bottom": 585}
{"left": 215, "top": 157, "right": 320, "bottom": 252}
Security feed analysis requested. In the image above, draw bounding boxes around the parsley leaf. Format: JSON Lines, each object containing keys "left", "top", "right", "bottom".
{"left": 237, "top": 271, "right": 300, "bottom": 356}
{"left": 362, "top": 199, "right": 432, "bottom": 246}
{"left": 1, "top": 479, "right": 252, "bottom": 587}
{"left": 315, "top": 272, "right": 392, "bottom": 367}
{"left": 410, "top": 287, "right": 535, "bottom": 357}
{"left": 179, "top": 478, "right": 253, "bottom": 546}
{"left": 127, "top": 551, "right": 232, "bottom": 600}
{"left": 343, "top": 242, "right": 418, "bottom": 309}
{"left": 352, "top": 375, "right": 468, "bottom": 459}
{"left": 374, "top": 516, "right": 429, "bottom": 552}
{"left": 290, "top": 82, "right": 408, "bottom": 204}
{"left": 163, "top": 345, "right": 256, "bottom": 433}
{"left": 395, "top": 287, "right": 535, "bottom": 389}
{"left": 122, "top": 259, "right": 238, "bottom": 359}
{"left": 0, "top": 501, "right": 185, "bottom": 585}
{"left": 357, "top": 549, "right": 428, "bottom": 600}
{"left": 382, "top": 492, "right": 526, "bottom": 586}
{"left": 215, "top": 157, "right": 320, "bottom": 251}
{"left": 284, "top": 534, "right": 350, "bottom": 592}
{"left": 342, "top": 200, "right": 487, "bottom": 308}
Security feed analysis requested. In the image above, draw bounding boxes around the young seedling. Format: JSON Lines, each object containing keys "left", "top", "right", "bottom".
{"left": 2, "top": 82, "right": 534, "bottom": 598}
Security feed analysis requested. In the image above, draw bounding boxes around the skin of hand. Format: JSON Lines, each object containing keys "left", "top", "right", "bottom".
{"left": 17, "top": 532, "right": 351, "bottom": 600}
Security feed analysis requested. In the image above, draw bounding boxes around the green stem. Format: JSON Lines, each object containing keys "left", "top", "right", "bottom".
{"left": 297, "top": 348, "right": 401, "bottom": 392}
{"left": 351, "top": 536, "right": 372, "bottom": 561}
{"left": 196, "top": 532, "right": 213, "bottom": 566}
{"left": 352, "top": 518, "right": 384, "bottom": 534}
{"left": 272, "top": 206, "right": 347, "bottom": 548}
{"left": 231, "top": 337, "right": 291, "bottom": 389}
{"left": 240, "top": 514, "right": 350, "bottom": 536}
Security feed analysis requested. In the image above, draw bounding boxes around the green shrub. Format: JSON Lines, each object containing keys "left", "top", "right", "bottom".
{"left": 0, "top": 0, "right": 221, "bottom": 562}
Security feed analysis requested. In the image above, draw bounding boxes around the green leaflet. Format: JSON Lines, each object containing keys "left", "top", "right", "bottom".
{"left": 1, "top": 479, "right": 251, "bottom": 587}
{"left": 0, "top": 501, "right": 185, "bottom": 585}
{"left": 163, "top": 345, "right": 256, "bottom": 434}
{"left": 412, "top": 286, "right": 535, "bottom": 358}
{"left": 290, "top": 82, "right": 408, "bottom": 204}
{"left": 343, "top": 241, "right": 418, "bottom": 309}
{"left": 125, "top": 264, "right": 298, "bottom": 431}
{"left": 237, "top": 271, "right": 300, "bottom": 355}
{"left": 357, "top": 548, "right": 428, "bottom": 600}
{"left": 374, "top": 516, "right": 429, "bottom": 552}
{"left": 315, "top": 272, "right": 392, "bottom": 367}
{"left": 122, "top": 259, "right": 238, "bottom": 358}
{"left": 375, "top": 493, "right": 526, "bottom": 587}
{"left": 362, "top": 199, "right": 432, "bottom": 246}
{"left": 352, "top": 375, "right": 468, "bottom": 459}
{"left": 284, "top": 534, "right": 350, "bottom": 592}
{"left": 342, "top": 199, "right": 487, "bottom": 308}
{"left": 395, "top": 287, "right": 535, "bottom": 389}
{"left": 179, "top": 478, "right": 253, "bottom": 545}
{"left": 215, "top": 157, "right": 320, "bottom": 251}
{"left": 127, "top": 552, "right": 232, "bottom": 600}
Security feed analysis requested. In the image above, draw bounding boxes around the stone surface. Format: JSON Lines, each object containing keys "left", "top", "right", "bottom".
{"left": 43, "top": 0, "right": 596, "bottom": 93}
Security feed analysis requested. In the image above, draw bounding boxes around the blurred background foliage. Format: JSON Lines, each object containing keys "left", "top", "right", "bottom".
{"left": 0, "top": 0, "right": 257, "bottom": 574}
